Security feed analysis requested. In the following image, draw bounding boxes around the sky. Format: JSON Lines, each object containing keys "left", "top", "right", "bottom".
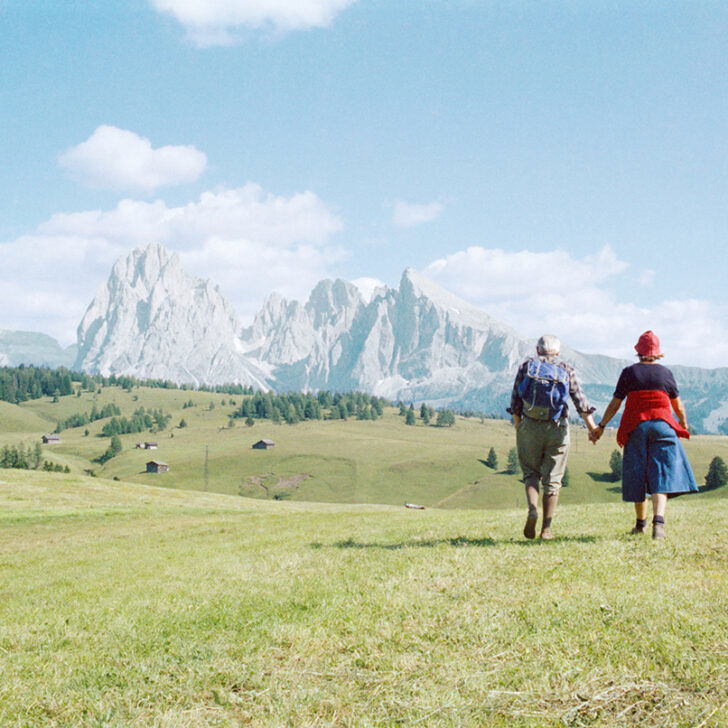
{"left": 1, "top": 0, "right": 728, "bottom": 367}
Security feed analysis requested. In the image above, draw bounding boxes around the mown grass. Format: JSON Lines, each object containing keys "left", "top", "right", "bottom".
{"left": 0, "top": 470, "right": 725, "bottom": 727}
{"left": 7, "top": 387, "right": 728, "bottom": 509}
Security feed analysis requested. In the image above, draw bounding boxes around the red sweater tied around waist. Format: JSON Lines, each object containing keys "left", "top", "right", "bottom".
{"left": 616, "top": 389, "right": 690, "bottom": 448}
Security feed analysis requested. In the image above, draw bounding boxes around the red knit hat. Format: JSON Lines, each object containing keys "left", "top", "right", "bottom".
{"left": 635, "top": 330, "right": 662, "bottom": 357}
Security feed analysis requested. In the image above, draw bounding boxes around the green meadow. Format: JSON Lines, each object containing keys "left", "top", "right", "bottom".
{"left": 0, "top": 470, "right": 726, "bottom": 727}
{"left": 1, "top": 385, "right": 726, "bottom": 726}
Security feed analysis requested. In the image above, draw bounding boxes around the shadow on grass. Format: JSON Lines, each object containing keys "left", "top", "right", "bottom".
{"left": 587, "top": 471, "right": 617, "bottom": 483}
{"left": 311, "top": 534, "right": 599, "bottom": 550}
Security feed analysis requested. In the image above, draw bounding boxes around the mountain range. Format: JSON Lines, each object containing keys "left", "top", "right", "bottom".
{"left": 3, "top": 242, "right": 728, "bottom": 433}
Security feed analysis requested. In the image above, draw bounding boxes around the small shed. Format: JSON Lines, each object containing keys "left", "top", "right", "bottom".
{"left": 144, "top": 442, "right": 159, "bottom": 450}
{"left": 146, "top": 460, "right": 169, "bottom": 473}
{"left": 252, "top": 439, "right": 275, "bottom": 450}
{"left": 42, "top": 434, "right": 61, "bottom": 444}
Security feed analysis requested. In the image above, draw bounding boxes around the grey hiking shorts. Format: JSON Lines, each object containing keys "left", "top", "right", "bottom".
{"left": 516, "top": 416, "right": 570, "bottom": 494}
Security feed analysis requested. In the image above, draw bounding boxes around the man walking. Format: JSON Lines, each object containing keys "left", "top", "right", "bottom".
{"left": 508, "top": 335, "right": 598, "bottom": 540}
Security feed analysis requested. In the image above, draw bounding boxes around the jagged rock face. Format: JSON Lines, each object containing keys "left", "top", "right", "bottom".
{"left": 0, "top": 330, "right": 76, "bottom": 368}
{"left": 241, "top": 278, "right": 366, "bottom": 390}
{"left": 74, "top": 243, "right": 269, "bottom": 388}
{"left": 238, "top": 268, "right": 535, "bottom": 401}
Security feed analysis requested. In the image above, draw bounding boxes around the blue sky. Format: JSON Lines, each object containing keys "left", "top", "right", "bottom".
{"left": 1, "top": 0, "right": 727, "bottom": 367}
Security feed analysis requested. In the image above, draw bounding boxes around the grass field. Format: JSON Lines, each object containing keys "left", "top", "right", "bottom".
{"left": 0, "top": 470, "right": 726, "bottom": 727}
{"left": 4, "top": 385, "right": 728, "bottom": 509}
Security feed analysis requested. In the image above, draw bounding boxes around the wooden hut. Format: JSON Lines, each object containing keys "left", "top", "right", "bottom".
{"left": 42, "top": 434, "right": 61, "bottom": 444}
{"left": 252, "top": 439, "right": 275, "bottom": 450}
{"left": 146, "top": 460, "right": 169, "bottom": 473}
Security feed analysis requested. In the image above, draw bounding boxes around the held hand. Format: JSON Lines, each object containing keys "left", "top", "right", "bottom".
{"left": 588, "top": 426, "right": 602, "bottom": 444}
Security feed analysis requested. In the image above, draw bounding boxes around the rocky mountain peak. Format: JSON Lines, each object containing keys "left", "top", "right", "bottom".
{"left": 74, "top": 243, "right": 268, "bottom": 388}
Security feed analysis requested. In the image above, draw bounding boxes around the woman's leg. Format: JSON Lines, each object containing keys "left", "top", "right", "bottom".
{"left": 651, "top": 493, "right": 667, "bottom": 539}
{"left": 631, "top": 500, "right": 648, "bottom": 534}
{"left": 623, "top": 426, "right": 648, "bottom": 534}
{"left": 651, "top": 492, "right": 667, "bottom": 518}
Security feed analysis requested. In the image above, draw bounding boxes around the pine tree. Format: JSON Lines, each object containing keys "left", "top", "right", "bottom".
{"left": 609, "top": 450, "right": 623, "bottom": 481}
{"left": 485, "top": 447, "right": 498, "bottom": 469}
{"left": 109, "top": 434, "right": 122, "bottom": 457}
{"left": 32, "top": 442, "right": 43, "bottom": 469}
{"left": 405, "top": 407, "right": 416, "bottom": 426}
{"left": 705, "top": 456, "right": 728, "bottom": 491}
{"left": 506, "top": 447, "right": 520, "bottom": 474}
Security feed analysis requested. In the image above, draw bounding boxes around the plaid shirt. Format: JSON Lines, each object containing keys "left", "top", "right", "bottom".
{"left": 508, "top": 355, "right": 595, "bottom": 418}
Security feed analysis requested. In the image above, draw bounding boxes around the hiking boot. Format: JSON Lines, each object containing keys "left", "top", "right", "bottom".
{"left": 523, "top": 512, "right": 538, "bottom": 540}
{"left": 652, "top": 522, "right": 666, "bottom": 540}
{"left": 630, "top": 523, "right": 646, "bottom": 535}
{"left": 540, "top": 527, "right": 554, "bottom": 541}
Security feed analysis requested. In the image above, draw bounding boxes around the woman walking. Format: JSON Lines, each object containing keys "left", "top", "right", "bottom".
{"left": 591, "top": 331, "right": 699, "bottom": 538}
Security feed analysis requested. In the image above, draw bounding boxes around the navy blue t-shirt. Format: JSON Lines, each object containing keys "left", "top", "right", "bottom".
{"left": 614, "top": 363, "right": 679, "bottom": 400}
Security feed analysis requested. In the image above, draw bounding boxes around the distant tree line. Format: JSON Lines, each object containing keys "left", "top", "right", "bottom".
{"left": 0, "top": 365, "right": 259, "bottom": 406}
{"left": 399, "top": 402, "right": 456, "bottom": 427}
{"left": 233, "top": 391, "right": 388, "bottom": 425}
{"left": 54, "top": 403, "right": 122, "bottom": 433}
{"left": 99, "top": 407, "right": 171, "bottom": 437}
{"left": 0, "top": 366, "right": 74, "bottom": 404}
{"left": 0, "top": 442, "right": 70, "bottom": 473}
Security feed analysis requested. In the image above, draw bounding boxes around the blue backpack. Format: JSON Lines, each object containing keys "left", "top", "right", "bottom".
{"left": 518, "top": 358, "right": 570, "bottom": 421}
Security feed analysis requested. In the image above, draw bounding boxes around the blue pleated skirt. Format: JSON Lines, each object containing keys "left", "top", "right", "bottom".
{"left": 622, "top": 419, "right": 699, "bottom": 502}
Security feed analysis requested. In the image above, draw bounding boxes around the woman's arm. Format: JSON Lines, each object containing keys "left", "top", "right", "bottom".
{"left": 599, "top": 396, "right": 624, "bottom": 428}
{"left": 590, "top": 396, "right": 623, "bottom": 442}
{"left": 670, "top": 396, "right": 688, "bottom": 430}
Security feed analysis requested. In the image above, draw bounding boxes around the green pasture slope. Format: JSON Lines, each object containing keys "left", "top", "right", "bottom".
{"left": 6, "top": 385, "right": 728, "bottom": 509}
{"left": 0, "top": 470, "right": 726, "bottom": 727}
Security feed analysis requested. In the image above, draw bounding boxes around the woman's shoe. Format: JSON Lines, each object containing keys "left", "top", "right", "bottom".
{"left": 652, "top": 522, "right": 666, "bottom": 539}
{"left": 523, "top": 512, "right": 538, "bottom": 540}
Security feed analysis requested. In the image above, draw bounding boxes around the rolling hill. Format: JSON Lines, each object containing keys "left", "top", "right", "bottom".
{"left": 2, "top": 384, "right": 726, "bottom": 509}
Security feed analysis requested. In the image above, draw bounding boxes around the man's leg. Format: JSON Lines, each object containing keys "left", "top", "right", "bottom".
{"left": 541, "top": 492, "right": 559, "bottom": 539}
{"left": 539, "top": 420, "right": 570, "bottom": 540}
{"left": 523, "top": 475, "right": 540, "bottom": 539}
{"left": 517, "top": 418, "right": 544, "bottom": 540}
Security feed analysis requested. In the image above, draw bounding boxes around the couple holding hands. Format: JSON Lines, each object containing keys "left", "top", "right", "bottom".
{"left": 509, "top": 331, "right": 698, "bottom": 541}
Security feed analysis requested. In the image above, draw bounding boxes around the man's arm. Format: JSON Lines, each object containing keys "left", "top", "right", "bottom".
{"left": 566, "top": 363, "right": 599, "bottom": 441}
{"left": 508, "top": 362, "right": 526, "bottom": 426}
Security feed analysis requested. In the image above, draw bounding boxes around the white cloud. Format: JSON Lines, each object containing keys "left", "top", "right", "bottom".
{"left": 392, "top": 200, "right": 444, "bottom": 228}
{"left": 150, "top": 0, "right": 357, "bottom": 45}
{"left": 351, "top": 276, "right": 385, "bottom": 302}
{"left": 0, "top": 184, "right": 343, "bottom": 342}
{"left": 58, "top": 126, "right": 207, "bottom": 192}
{"left": 638, "top": 268, "right": 656, "bottom": 286}
{"left": 423, "top": 245, "right": 728, "bottom": 369}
